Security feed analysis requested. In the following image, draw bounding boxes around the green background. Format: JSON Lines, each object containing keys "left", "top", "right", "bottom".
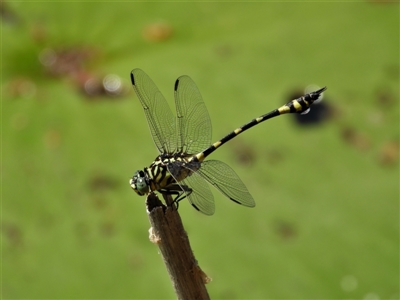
{"left": 2, "top": 1, "right": 399, "bottom": 299}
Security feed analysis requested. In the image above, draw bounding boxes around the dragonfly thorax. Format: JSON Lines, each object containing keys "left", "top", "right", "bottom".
{"left": 129, "top": 153, "right": 199, "bottom": 197}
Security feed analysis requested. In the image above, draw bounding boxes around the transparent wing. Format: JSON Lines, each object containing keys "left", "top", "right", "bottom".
{"left": 167, "top": 161, "right": 215, "bottom": 216}
{"left": 197, "top": 160, "right": 256, "bottom": 208}
{"left": 174, "top": 75, "right": 212, "bottom": 155}
{"left": 180, "top": 171, "right": 215, "bottom": 216}
{"left": 130, "top": 69, "right": 175, "bottom": 154}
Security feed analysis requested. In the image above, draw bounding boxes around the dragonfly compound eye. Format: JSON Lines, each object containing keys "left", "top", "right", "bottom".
{"left": 130, "top": 170, "right": 149, "bottom": 196}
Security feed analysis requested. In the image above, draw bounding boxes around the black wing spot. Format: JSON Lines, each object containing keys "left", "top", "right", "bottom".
{"left": 130, "top": 71, "right": 136, "bottom": 85}
{"left": 191, "top": 203, "right": 201, "bottom": 211}
{"left": 174, "top": 78, "right": 180, "bottom": 91}
{"left": 230, "top": 198, "right": 242, "bottom": 205}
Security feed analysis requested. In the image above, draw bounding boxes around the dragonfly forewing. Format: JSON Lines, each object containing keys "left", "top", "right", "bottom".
{"left": 174, "top": 75, "right": 212, "bottom": 155}
{"left": 131, "top": 69, "right": 176, "bottom": 154}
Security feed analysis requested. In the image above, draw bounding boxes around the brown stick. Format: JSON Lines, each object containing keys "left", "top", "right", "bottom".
{"left": 146, "top": 193, "right": 211, "bottom": 300}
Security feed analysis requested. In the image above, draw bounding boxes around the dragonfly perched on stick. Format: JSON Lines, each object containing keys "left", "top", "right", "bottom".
{"left": 129, "top": 69, "right": 326, "bottom": 215}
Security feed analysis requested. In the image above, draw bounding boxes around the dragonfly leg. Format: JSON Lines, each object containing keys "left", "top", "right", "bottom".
{"left": 160, "top": 184, "right": 193, "bottom": 209}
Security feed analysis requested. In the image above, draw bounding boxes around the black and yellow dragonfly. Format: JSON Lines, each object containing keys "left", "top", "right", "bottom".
{"left": 129, "top": 69, "right": 326, "bottom": 215}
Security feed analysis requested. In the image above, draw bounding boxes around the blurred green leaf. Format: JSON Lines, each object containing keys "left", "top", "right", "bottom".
{"left": 2, "top": 1, "right": 398, "bottom": 299}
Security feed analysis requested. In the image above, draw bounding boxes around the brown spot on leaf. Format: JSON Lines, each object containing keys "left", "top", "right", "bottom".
{"left": 378, "top": 140, "right": 399, "bottom": 166}
{"left": 341, "top": 127, "right": 371, "bottom": 151}
{"left": 43, "top": 129, "right": 61, "bottom": 149}
{"left": 2, "top": 222, "right": 23, "bottom": 248}
{"left": 274, "top": 220, "right": 297, "bottom": 240}
{"left": 143, "top": 22, "right": 173, "bottom": 42}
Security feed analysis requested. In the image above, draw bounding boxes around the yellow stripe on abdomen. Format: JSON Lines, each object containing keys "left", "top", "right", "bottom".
{"left": 213, "top": 141, "right": 222, "bottom": 148}
{"left": 234, "top": 128, "right": 242, "bottom": 134}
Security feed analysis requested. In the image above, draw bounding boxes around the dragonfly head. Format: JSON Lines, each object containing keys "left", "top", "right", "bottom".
{"left": 130, "top": 170, "right": 149, "bottom": 196}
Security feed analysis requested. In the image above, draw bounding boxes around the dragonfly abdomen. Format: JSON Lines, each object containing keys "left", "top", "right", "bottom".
{"left": 196, "top": 87, "right": 326, "bottom": 161}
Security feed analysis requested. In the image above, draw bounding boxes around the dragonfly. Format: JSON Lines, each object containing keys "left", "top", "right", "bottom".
{"left": 129, "top": 69, "right": 326, "bottom": 215}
